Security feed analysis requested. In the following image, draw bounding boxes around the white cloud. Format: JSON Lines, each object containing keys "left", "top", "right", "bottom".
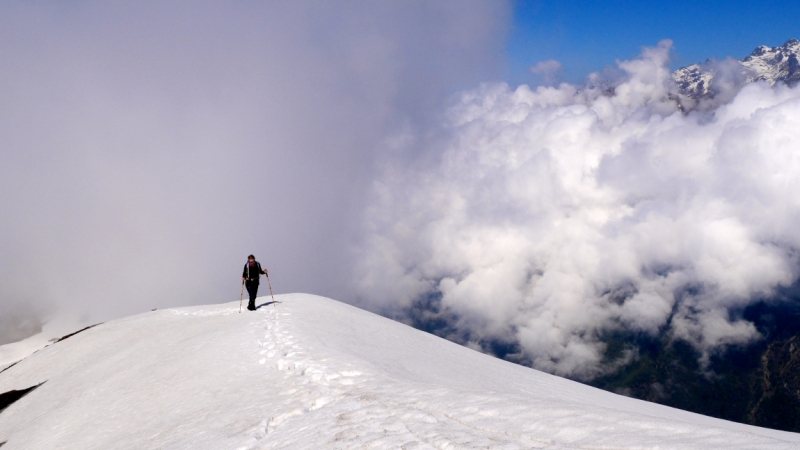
{"left": 355, "top": 41, "right": 800, "bottom": 379}
{"left": 530, "top": 59, "right": 564, "bottom": 85}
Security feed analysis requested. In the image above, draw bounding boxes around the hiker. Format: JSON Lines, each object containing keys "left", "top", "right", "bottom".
{"left": 242, "top": 255, "right": 268, "bottom": 311}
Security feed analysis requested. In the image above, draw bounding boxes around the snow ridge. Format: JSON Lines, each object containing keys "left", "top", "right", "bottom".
{"left": 1, "top": 294, "right": 799, "bottom": 448}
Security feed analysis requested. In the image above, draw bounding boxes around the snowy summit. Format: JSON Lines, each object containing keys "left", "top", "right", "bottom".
{"left": 1, "top": 294, "right": 799, "bottom": 449}
{"left": 672, "top": 38, "right": 800, "bottom": 100}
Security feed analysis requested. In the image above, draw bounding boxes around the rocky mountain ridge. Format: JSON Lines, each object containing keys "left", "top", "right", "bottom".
{"left": 673, "top": 39, "right": 800, "bottom": 101}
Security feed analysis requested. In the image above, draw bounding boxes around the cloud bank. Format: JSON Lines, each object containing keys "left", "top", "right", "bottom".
{"left": 0, "top": 1, "right": 511, "bottom": 333}
{"left": 355, "top": 41, "right": 800, "bottom": 379}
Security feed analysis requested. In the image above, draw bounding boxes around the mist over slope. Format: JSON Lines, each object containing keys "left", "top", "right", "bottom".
{"left": 355, "top": 40, "right": 800, "bottom": 380}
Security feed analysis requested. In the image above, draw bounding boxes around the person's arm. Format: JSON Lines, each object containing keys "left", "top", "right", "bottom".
{"left": 259, "top": 262, "right": 268, "bottom": 275}
{"left": 242, "top": 264, "right": 247, "bottom": 282}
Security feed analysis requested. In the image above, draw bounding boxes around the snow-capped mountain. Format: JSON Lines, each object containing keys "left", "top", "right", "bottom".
{"left": 672, "top": 63, "right": 717, "bottom": 100}
{"left": 673, "top": 39, "right": 800, "bottom": 101}
{"left": 1, "top": 294, "right": 799, "bottom": 449}
{"left": 744, "top": 39, "right": 800, "bottom": 84}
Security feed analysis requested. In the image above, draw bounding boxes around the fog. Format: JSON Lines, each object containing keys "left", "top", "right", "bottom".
{"left": 0, "top": 1, "right": 511, "bottom": 332}
{"left": 355, "top": 41, "right": 800, "bottom": 379}
{"left": 6, "top": 4, "right": 799, "bottom": 382}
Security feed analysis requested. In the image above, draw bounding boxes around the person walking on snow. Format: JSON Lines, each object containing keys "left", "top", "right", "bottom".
{"left": 242, "top": 255, "right": 268, "bottom": 311}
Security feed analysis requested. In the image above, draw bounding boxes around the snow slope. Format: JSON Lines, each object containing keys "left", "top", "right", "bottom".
{"left": 0, "top": 294, "right": 798, "bottom": 449}
{"left": 0, "top": 315, "right": 89, "bottom": 370}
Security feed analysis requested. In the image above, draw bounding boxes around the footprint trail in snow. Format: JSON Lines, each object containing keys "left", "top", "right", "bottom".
{"left": 159, "top": 296, "right": 800, "bottom": 449}
{"left": 233, "top": 300, "right": 691, "bottom": 449}
{"left": 237, "top": 305, "right": 556, "bottom": 450}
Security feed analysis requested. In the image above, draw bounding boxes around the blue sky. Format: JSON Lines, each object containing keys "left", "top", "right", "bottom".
{"left": 507, "top": 0, "right": 800, "bottom": 85}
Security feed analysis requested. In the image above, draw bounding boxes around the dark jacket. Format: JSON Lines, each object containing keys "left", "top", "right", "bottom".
{"left": 243, "top": 261, "right": 265, "bottom": 284}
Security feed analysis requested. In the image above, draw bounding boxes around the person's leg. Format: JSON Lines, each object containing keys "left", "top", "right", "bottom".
{"left": 247, "top": 282, "right": 258, "bottom": 310}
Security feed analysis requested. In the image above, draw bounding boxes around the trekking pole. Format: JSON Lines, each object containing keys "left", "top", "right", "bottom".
{"left": 239, "top": 281, "right": 244, "bottom": 313}
{"left": 266, "top": 273, "right": 276, "bottom": 307}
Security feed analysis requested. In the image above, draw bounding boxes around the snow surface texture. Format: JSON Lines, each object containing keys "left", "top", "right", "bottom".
{"left": 0, "top": 294, "right": 798, "bottom": 449}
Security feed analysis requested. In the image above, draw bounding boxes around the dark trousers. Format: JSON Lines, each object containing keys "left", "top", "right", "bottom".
{"left": 245, "top": 280, "right": 259, "bottom": 310}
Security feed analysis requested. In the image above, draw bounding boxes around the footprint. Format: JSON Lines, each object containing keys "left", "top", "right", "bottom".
{"left": 324, "top": 373, "right": 341, "bottom": 381}
{"left": 267, "top": 408, "right": 303, "bottom": 433}
{"left": 309, "top": 396, "right": 331, "bottom": 411}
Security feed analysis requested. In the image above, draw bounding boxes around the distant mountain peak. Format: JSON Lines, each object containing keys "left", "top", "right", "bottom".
{"left": 672, "top": 39, "right": 800, "bottom": 106}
